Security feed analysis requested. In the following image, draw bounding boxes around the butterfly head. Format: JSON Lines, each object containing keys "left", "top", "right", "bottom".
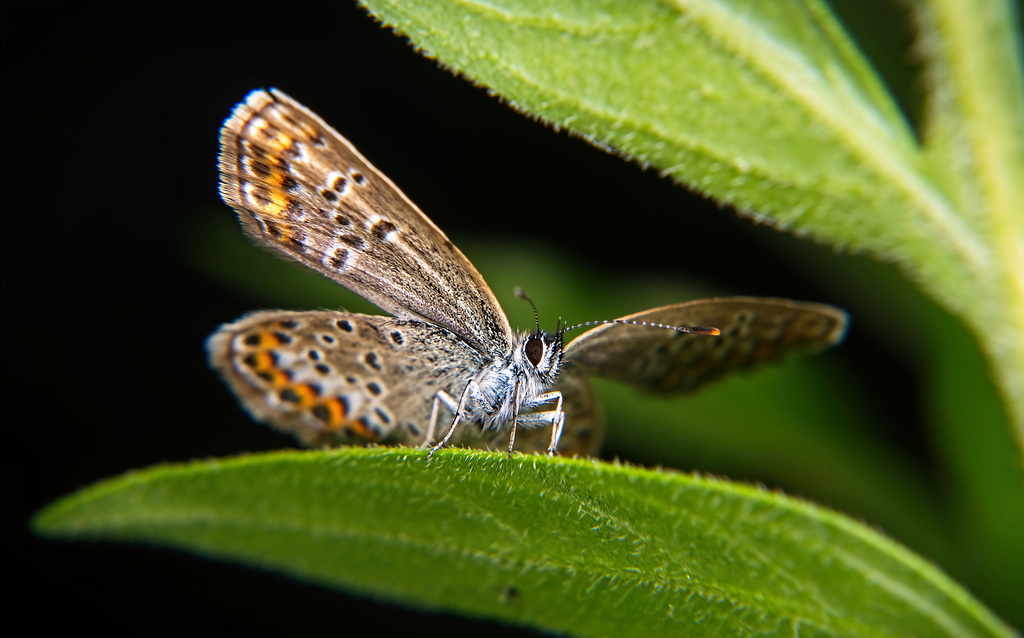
{"left": 511, "top": 287, "right": 565, "bottom": 384}
{"left": 517, "top": 328, "right": 565, "bottom": 384}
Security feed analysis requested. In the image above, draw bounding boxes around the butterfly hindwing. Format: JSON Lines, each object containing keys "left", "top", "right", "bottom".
{"left": 207, "top": 310, "right": 598, "bottom": 455}
{"left": 562, "top": 297, "right": 848, "bottom": 394}
{"left": 207, "top": 310, "right": 489, "bottom": 447}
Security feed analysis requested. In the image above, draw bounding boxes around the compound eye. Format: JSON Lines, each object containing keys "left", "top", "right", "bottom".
{"left": 524, "top": 336, "right": 544, "bottom": 367}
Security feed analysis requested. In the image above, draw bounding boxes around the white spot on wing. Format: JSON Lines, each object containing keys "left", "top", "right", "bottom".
{"left": 325, "top": 171, "right": 345, "bottom": 191}
{"left": 241, "top": 181, "right": 256, "bottom": 205}
{"left": 250, "top": 116, "right": 270, "bottom": 134}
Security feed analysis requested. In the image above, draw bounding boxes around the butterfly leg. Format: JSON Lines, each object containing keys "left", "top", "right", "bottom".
{"left": 538, "top": 391, "right": 565, "bottom": 456}
{"left": 549, "top": 411, "right": 566, "bottom": 456}
{"left": 514, "top": 391, "right": 565, "bottom": 456}
{"left": 426, "top": 380, "right": 481, "bottom": 460}
{"left": 506, "top": 380, "right": 523, "bottom": 458}
{"left": 506, "top": 421, "right": 517, "bottom": 458}
{"left": 421, "top": 391, "right": 458, "bottom": 448}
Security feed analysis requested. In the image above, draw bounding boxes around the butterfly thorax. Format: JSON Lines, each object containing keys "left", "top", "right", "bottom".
{"left": 468, "top": 330, "right": 564, "bottom": 430}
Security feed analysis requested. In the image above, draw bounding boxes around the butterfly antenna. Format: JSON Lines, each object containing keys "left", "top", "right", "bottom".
{"left": 514, "top": 287, "right": 542, "bottom": 334}
{"left": 564, "top": 318, "right": 721, "bottom": 336}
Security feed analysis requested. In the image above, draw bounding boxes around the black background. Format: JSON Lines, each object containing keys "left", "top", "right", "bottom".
{"left": 4, "top": 2, "right": 928, "bottom": 636}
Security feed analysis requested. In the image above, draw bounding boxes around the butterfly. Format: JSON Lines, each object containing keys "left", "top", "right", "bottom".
{"left": 208, "top": 89, "right": 848, "bottom": 457}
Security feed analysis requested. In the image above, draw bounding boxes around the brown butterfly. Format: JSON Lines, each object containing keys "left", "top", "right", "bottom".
{"left": 208, "top": 89, "right": 848, "bottom": 457}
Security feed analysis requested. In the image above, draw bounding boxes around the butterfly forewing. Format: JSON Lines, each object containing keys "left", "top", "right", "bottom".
{"left": 562, "top": 297, "right": 848, "bottom": 393}
{"left": 217, "top": 89, "right": 513, "bottom": 356}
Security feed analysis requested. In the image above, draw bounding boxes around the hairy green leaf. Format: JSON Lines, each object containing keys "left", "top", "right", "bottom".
{"left": 33, "top": 449, "right": 1012, "bottom": 637}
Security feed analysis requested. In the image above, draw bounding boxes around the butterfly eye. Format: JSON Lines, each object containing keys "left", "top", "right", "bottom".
{"left": 524, "top": 336, "right": 545, "bottom": 367}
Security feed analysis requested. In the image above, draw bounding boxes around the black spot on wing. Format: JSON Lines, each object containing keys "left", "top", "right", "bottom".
{"left": 371, "top": 220, "right": 397, "bottom": 240}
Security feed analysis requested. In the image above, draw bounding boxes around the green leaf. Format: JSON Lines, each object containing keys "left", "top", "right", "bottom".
{"left": 32, "top": 448, "right": 1012, "bottom": 638}
{"left": 358, "top": 0, "right": 1024, "bottom": 451}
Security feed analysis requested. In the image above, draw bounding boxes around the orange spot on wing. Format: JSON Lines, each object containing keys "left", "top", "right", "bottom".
{"left": 252, "top": 351, "right": 276, "bottom": 369}
{"left": 350, "top": 418, "right": 378, "bottom": 441}
{"left": 267, "top": 191, "right": 289, "bottom": 216}
{"left": 250, "top": 332, "right": 282, "bottom": 348}
{"left": 247, "top": 348, "right": 293, "bottom": 387}
{"left": 320, "top": 397, "right": 348, "bottom": 430}
{"left": 255, "top": 368, "right": 292, "bottom": 387}
{"left": 291, "top": 383, "right": 319, "bottom": 407}
{"left": 268, "top": 132, "right": 293, "bottom": 151}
